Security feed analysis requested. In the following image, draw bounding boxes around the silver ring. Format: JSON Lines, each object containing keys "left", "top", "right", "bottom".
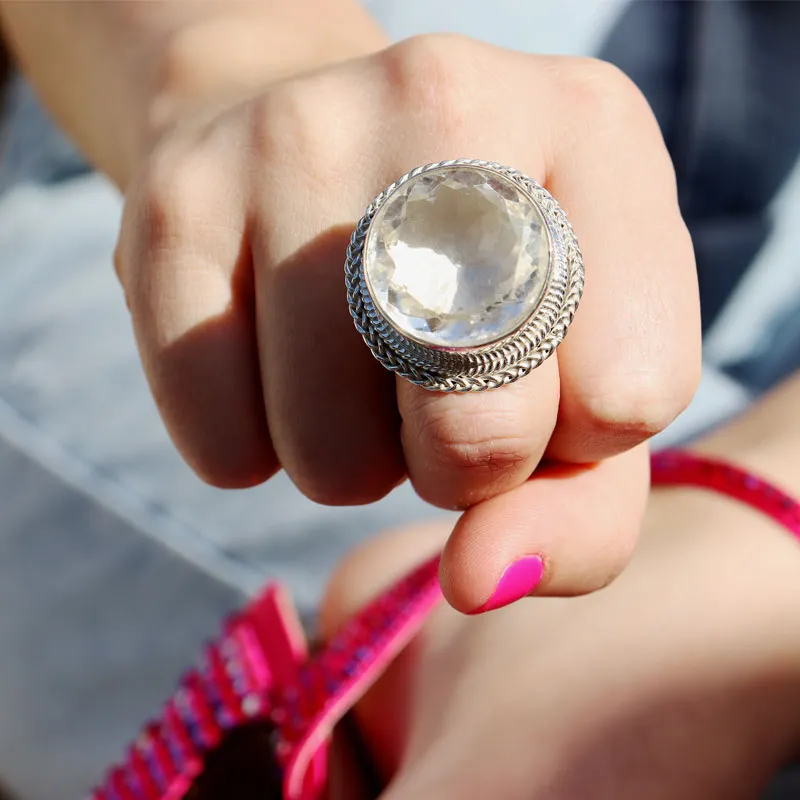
{"left": 345, "top": 159, "right": 584, "bottom": 392}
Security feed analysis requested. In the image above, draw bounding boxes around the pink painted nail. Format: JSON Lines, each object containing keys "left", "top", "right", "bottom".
{"left": 469, "top": 555, "right": 544, "bottom": 614}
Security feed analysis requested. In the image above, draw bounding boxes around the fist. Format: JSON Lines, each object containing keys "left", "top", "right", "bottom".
{"left": 116, "top": 34, "right": 700, "bottom": 611}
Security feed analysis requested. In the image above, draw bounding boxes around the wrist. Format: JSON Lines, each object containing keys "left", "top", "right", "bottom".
{"left": 135, "top": 1, "right": 388, "bottom": 169}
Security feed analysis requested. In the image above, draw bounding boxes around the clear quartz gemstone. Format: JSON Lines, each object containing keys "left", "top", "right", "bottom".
{"left": 364, "top": 166, "right": 550, "bottom": 349}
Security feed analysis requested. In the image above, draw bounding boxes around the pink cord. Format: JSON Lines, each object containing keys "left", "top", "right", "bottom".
{"left": 90, "top": 449, "right": 800, "bottom": 800}
{"left": 650, "top": 450, "right": 800, "bottom": 541}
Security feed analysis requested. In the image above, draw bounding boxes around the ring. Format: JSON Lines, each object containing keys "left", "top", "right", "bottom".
{"left": 345, "top": 159, "right": 584, "bottom": 392}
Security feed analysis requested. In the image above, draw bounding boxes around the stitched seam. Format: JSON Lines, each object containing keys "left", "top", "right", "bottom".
{"left": 0, "top": 392, "right": 264, "bottom": 594}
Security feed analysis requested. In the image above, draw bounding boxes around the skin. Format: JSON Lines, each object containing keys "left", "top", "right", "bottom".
{"left": 0, "top": 1, "right": 700, "bottom": 611}
{"left": 0, "top": 10, "right": 793, "bottom": 797}
{"left": 321, "top": 372, "right": 800, "bottom": 799}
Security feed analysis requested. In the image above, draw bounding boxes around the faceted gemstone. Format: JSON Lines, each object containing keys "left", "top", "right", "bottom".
{"left": 363, "top": 166, "right": 550, "bottom": 349}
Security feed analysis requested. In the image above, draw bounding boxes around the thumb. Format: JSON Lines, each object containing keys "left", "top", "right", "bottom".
{"left": 440, "top": 444, "right": 650, "bottom": 613}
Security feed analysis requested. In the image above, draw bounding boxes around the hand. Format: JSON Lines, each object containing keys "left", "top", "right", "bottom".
{"left": 115, "top": 33, "right": 700, "bottom": 610}
{"left": 320, "top": 490, "right": 800, "bottom": 800}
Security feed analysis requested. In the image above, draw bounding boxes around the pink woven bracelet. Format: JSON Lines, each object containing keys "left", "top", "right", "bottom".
{"left": 90, "top": 449, "right": 800, "bottom": 800}
{"left": 650, "top": 450, "right": 800, "bottom": 540}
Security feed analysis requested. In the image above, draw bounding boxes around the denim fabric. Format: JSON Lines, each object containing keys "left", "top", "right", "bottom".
{"left": 0, "top": 2, "right": 798, "bottom": 798}
{"left": 600, "top": 0, "right": 800, "bottom": 337}
{"left": 0, "top": 70, "right": 447, "bottom": 800}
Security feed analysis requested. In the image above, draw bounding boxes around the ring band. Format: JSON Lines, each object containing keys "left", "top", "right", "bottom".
{"left": 345, "top": 159, "right": 584, "bottom": 392}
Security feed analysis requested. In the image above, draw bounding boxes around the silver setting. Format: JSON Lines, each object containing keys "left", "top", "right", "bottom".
{"left": 345, "top": 159, "right": 584, "bottom": 392}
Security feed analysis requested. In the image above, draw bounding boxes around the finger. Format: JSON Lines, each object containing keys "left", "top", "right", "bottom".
{"left": 117, "top": 137, "right": 277, "bottom": 488}
{"left": 255, "top": 216, "right": 404, "bottom": 505}
{"left": 398, "top": 359, "right": 560, "bottom": 509}
{"left": 252, "top": 82, "right": 406, "bottom": 505}
{"left": 544, "top": 59, "right": 701, "bottom": 462}
{"left": 439, "top": 444, "right": 650, "bottom": 613}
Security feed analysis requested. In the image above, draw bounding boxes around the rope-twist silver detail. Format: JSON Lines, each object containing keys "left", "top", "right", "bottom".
{"left": 345, "top": 160, "right": 584, "bottom": 392}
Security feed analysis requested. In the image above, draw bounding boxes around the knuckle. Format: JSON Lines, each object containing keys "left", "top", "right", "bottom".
{"left": 560, "top": 57, "right": 651, "bottom": 128}
{"left": 139, "top": 143, "right": 218, "bottom": 251}
{"left": 381, "top": 34, "right": 470, "bottom": 135}
{"left": 419, "top": 406, "right": 532, "bottom": 477}
{"left": 255, "top": 83, "right": 319, "bottom": 159}
{"left": 253, "top": 80, "right": 349, "bottom": 189}
{"left": 580, "top": 371, "right": 696, "bottom": 443}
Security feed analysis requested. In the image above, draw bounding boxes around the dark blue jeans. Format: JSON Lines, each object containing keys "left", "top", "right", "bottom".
{"left": 602, "top": 0, "right": 800, "bottom": 394}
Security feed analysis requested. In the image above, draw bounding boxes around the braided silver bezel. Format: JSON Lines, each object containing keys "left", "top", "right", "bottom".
{"left": 345, "top": 159, "right": 584, "bottom": 392}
